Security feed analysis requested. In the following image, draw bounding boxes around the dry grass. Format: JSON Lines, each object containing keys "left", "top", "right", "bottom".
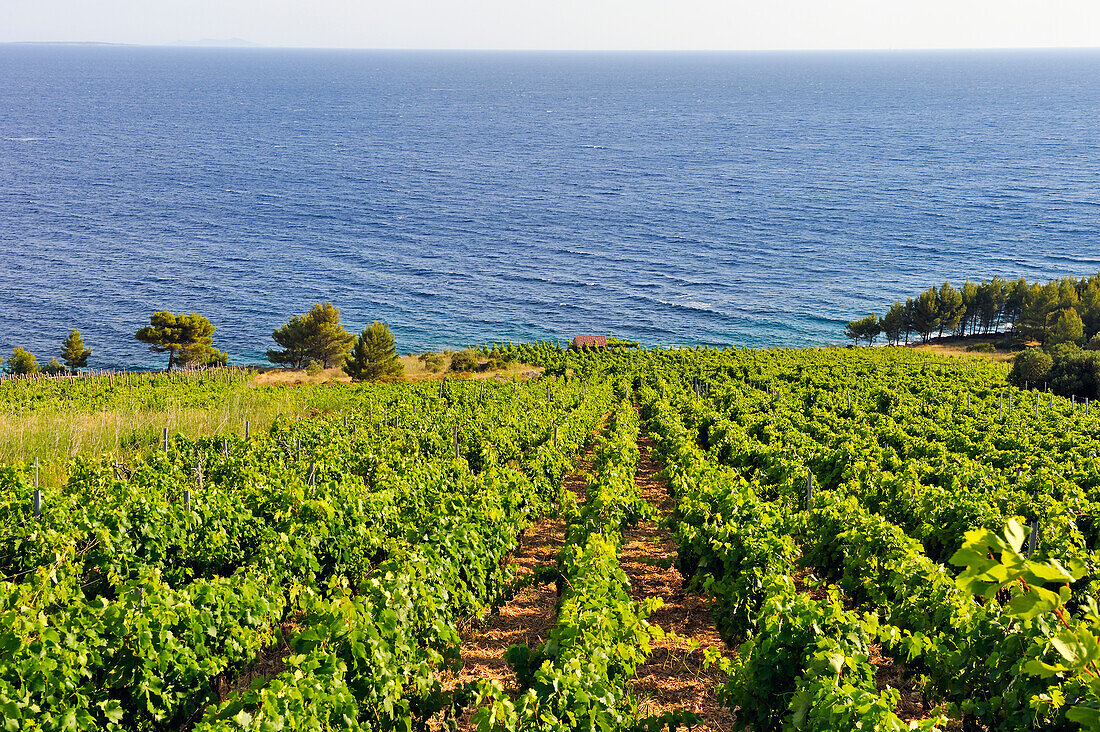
{"left": 251, "top": 357, "right": 541, "bottom": 386}
{"left": 251, "top": 366, "right": 351, "bottom": 386}
{"left": 909, "top": 342, "right": 1015, "bottom": 362}
{"left": 398, "top": 355, "right": 541, "bottom": 382}
{"left": 907, "top": 334, "right": 1018, "bottom": 362}
{"left": 0, "top": 382, "right": 347, "bottom": 487}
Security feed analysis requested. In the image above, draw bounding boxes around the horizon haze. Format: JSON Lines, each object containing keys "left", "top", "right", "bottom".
{"left": 3, "top": 1, "right": 1099, "bottom": 52}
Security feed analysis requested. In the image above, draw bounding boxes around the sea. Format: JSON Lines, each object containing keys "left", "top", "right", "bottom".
{"left": 2, "top": 45, "right": 1099, "bottom": 369}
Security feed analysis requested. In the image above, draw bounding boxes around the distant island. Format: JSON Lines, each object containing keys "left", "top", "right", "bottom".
{"left": 169, "top": 38, "right": 258, "bottom": 47}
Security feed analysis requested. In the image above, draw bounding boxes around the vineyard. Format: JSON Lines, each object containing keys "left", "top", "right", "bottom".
{"left": 4, "top": 344, "right": 1100, "bottom": 730}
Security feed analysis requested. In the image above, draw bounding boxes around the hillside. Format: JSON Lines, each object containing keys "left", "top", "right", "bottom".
{"left": 2, "top": 344, "right": 1099, "bottom": 730}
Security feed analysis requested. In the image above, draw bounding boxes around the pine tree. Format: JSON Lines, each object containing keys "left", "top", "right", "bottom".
{"left": 60, "top": 329, "right": 92, "bottom": 371}
{"left": 344, "top": 322, "right": 404, "bottom": 381}
{"left": 5, "top": 347, "right": 39, "bottom": 375}
{"left": 268, "top": 302, "right": 355, "bottom": 369}
{"left": 936, "top": 282, "right": 965, "bottom": 338}
{"left": 135, "top": 311, "right": 226, "bottom": 370}
{"left": 912, "top": 288, "right": 941, "bottom": 343}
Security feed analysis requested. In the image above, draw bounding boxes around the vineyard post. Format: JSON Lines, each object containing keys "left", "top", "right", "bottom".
{"left": 554, "top": 425, "right": 559, "bottom": 449}
{"left": 308, "top": 462, "right": 316, "bottom": 487}
{"left": 33, "top": 457, "right": 41, "bottom": 520}
{"left": 163, "top": 427, "right": 168, "bottom": 454}
{"left": 245, "top": 420, "right": 250, "bottom": 440}
{"left": 1051, "top": 394, "right": 1054, "bottom": 408}
{"left": 846, "top": 390, "right": 851, "bottom": 409}
{"left": 184, "top": 490, "right": 191, "bottom": 512}
{"left": 1028, "top": 520, "right": 1038, "bottom": 557}
{"left": 222, "top": 438, "right": 228, "bottom": 458}
{"left": 453, "top": 425, "right": 459, "bottom": 460}
{"left": 805, "top": 468, "right": 813, "bottom": 509}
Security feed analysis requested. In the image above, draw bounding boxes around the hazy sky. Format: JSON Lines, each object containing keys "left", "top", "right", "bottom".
{"left": 3, "top": 0, "right": 1099, "bottom": 50}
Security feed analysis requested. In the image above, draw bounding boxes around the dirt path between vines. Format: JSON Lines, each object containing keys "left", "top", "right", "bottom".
{"left": 447, "top": 429, "right": 598, "bottom": 729}
{"left": 622, "top": 433, "right": 736, "bottom": 731}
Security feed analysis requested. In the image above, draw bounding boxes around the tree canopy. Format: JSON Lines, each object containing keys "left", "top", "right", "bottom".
{"left": 135, "top": 311, "right": 227, "bottom": 370}
{"left": 267, "top": 302, "right": 356, "bottom": 369}
{"left": 60, "top": 329, "right": 92, "bottom": 371}
{"left": 844, "top": 313, "right": 881, "bottom": 346}
{"left": 344, "top": 321, "right": 403, "bottom": 381}
{"left": 849, "top": 272, "right": 1100, "bottom": 348}
{"left": 6, "top": 347, "right": 39, "bottom": 375}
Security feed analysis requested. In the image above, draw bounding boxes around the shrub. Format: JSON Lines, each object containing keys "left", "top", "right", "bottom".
{"left": 1008, "top": 347, "right": 1053, "bottom": 389}
{"left": 305, "top": 360, "right": 324, "bottom": 376}
{"left": 1048, "top": 346, "right": 1100, "bottom": 400}
{"left": 418, "top": 352, "right": 446, "bottom": 373}
{"left": 966, "top": 343, "right": 996, "bottom": 353}
{"left": 449, "top": 350, "right": 480, "bottom": 373}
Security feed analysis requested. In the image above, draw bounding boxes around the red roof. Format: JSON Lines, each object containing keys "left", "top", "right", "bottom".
{"left": 572, "top": 335, "right": 608, "bottom": 348}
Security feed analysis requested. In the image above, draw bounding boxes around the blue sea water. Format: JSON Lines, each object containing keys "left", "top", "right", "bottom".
{"left": 1, "top": 46, "right": 1099, "bottom": 369}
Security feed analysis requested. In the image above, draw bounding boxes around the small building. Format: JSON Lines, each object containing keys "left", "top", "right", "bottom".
{"left": 571, "top": 335, "right": 608, "bottom": 349}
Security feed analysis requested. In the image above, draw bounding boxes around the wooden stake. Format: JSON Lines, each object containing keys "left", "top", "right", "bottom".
{"left": 33, "top": 457, "right": 41, "bottom": 520}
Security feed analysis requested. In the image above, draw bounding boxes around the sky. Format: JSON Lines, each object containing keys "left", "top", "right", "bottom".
{"left": 2, "top": 0, "right": 1099, "bottom": 51}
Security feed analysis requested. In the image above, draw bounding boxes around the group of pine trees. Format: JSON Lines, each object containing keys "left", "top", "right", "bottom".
{"left": 846, "top": 273, "right": 1100, "bottom": 348}
{"left": 3, "top": 303, "right": 402, "bottom": 382}
{"left": 264, "top": 302, "right": 402, "bottom": 380}
{"left": 3, "top": 330, "right": 91, "bottom": 376}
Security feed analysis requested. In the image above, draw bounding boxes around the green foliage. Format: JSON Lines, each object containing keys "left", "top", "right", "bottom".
{"left": 937, "top": 281, "right": 966, "bottom": 337}
{"left": 60, "top": 328, "right": 92, "bottom": 370}
{"left": 42, "top": 357, "right": 65, "bottom": 376}
{"left": 844, "top": 313, "right": 881, "bottom": 346}
{"left": 5, "top": 346, "right": 38, "bottom": 375}
{"left": 305, "top": 359, "right": 324, "bottom": 376}
{"left": 344, "top": 321, "right": 403, "bottom": 381}
{"left": 418, "top": 352, "right": 446, "bottom": 372}
{"left": 135, "top": 311, "right": 226, "bottom": 370}
{"left": 849, "top": 271, "right": 1100, "bottom": 348}
{"left": 1008, "top": 347, "right": 1054, "bottom": 388}
{"left": 0, "top": 374, "right": 613, "bottom": 731}
{"left": 881, "top": 301, "right": 907, "bottom": 345}
{"left": 267, "top": 302, "right": 356, "bottom": 369}
{"left": 449, "top": 349, "right": 480, "bottom": 373}
{"left": 1051, "top": 307, "right": 1086, "bottom": 347}
{"left": 1049, "top": 346, "right": 1100, "bottom": 400}
{"left": 912, "top": 288, "right": 941, "bottom": 343}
